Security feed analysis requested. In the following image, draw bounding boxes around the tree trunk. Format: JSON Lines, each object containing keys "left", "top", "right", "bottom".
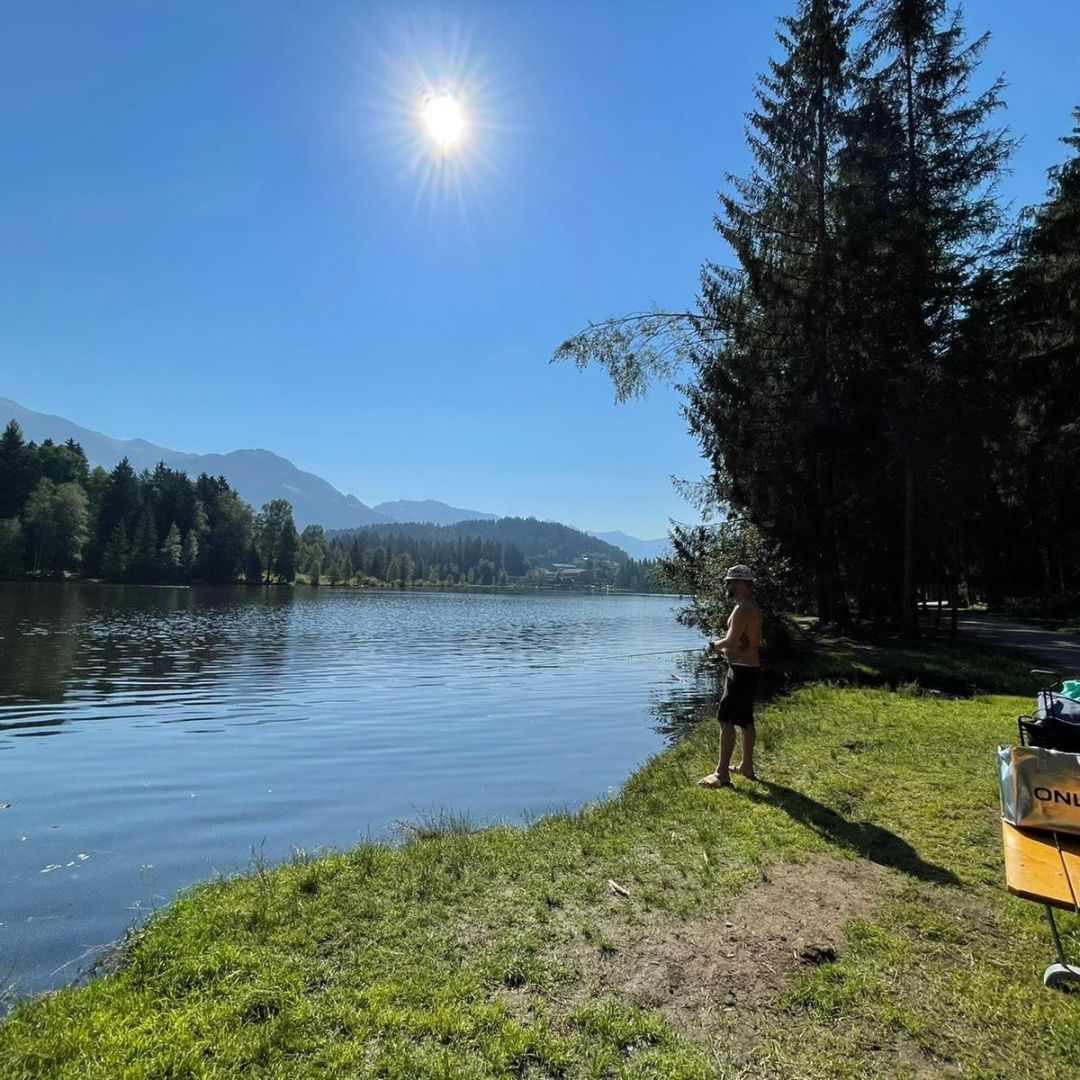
{"left": 902, "top": 454, "right": 919, "bottom": 635}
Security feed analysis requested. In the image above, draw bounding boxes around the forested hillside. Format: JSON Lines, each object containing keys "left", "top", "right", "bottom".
{"left": 329, "top": 518, "right": 628, "bottom": 563}
{"left": 318, "top": 520, "right": 656, "bottom": 589}
{"left": 0, "top": 433, "right": 658, "bottom": 591}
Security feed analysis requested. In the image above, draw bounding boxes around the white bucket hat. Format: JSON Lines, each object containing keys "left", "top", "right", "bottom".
{"left": 724, "top": 564, "right": 754, "bottom": 581}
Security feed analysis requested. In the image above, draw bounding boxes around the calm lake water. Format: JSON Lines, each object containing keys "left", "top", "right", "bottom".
{"left": 0, "top": 583, "right": 710, "bottom": 1006}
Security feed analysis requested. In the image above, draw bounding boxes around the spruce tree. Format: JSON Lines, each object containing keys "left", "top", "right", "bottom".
{"left": 130, "top": 509, "right": 158, "bottom": 582}
{"left": 243, "top": 543, "right": 264, "bottom": 585}
{"left": 0, "top": 517, "right": 24, "bottom": 578}
{"left": 1008, "top": 107, "right": 1080, "bottom": 594}
{"left": 0, "top": 421, "right": 32, "bottom": 519}
{"left": 159, "top": 522, "right": 182, "bottom": 580}
{"left": 181, "top": 527, "right": 200, "bottom": 578}
{"left": 688, "top": 0, "right": 862, "bottom": 623}
{"left": 103, "top": 521, "right": 130, "bottom": 581}
{"left": 851, "top": 0, "right": 1011, "bottom": 629}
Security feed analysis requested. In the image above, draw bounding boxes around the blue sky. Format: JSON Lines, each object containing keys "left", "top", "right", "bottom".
{"left": 2, "top": 2, "right": 1078, "bottom": 538}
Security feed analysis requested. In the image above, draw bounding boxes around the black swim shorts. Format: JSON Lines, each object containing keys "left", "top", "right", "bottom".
{"left": 718, "top": 664, "right": 760, "bottom": 728}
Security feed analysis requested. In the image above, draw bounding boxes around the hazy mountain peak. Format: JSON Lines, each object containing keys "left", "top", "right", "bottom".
{"left": 587, "top": 530, "right": 670, "bottom": 560}
{"left": 373, "top": 499, "right": 499, "bottom": 526}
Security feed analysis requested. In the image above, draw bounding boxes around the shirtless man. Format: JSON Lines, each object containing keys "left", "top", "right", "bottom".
{"left": 698, "top": 565, "right": 763, "bottom": 789}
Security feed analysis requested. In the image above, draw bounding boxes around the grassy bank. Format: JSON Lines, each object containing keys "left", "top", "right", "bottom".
{"left": 2, "top": 638, "right": 1077, "bottom": 1077}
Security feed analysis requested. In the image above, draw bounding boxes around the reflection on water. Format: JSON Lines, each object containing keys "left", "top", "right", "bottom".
{"left": 648, "top": 652, "right": 719, "bottom": 744}
{"left": 0, "top": 583, "right": 712, "bottom": 1006}
{"left": 0, "top": 583, "right": 294, "bottom": 731}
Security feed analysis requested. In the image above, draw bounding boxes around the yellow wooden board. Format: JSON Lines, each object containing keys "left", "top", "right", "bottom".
{"left": 1059, "top": 839, "right": 1080, "bottom": 908}
{"left": 1001, "top": 821, "right": 1079, "bottom": 912}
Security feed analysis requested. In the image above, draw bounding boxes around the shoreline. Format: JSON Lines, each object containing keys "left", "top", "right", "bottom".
{"left": 4, "top": 634, "right": 1074, "bottom": 1078}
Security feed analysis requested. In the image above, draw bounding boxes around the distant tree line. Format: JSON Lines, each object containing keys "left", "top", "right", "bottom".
{"left": 558, "top": 0, "right": 1080, "bottom": 630}
{"left": 0, "top": 426, "right": 298, "bottom": 584}
{"left": 0, "top": 426, "right": 658, "bottom": 590}
{"left": 333, "top": 518, "right": 629, "bottom": 565}
{"left": 312, "top": 524, "right": 658, "bottom": 590}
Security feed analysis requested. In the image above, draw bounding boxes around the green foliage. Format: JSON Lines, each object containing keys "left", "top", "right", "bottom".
{"left": 23, "top": 479, "right": 89, "bottom": 577}
{"left": 324, "top": 519, "right": 657, "bottom": 590}
{"left": 159, "top": 522, "right": 182, "bottom": 580}
{"left": 659, "top": 514, "right": 799, "bottom": 654}
{"left": 0, "top": 420, "right": 658, "bottom": 591}
{"left": 129, "top": 508, "right": 158, "bottom": 582}
{"left": 0, "top": 434, "right": 281, "bottom": 587}
{"left": 0, "top": 518, "right": 24, "bottom": 578}
{"left": 298, "top": 523, "right": 327, "bottom": 576}
{"left": 552, "top": 1, "right": 1075, "bottom": 624}
{"left": 102, "top": 521, "right": 129, "bottom": 581}
{"left": 0, "top": 421, "right": 32, "bottom": 518}
{"left": 255, "top": 499, "right": 299, "bottom": 584}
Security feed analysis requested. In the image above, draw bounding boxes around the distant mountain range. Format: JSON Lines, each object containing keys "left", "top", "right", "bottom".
{"left": 587, "top": 531, "right": 669, "bottom": 561}
{"left": 1, "top": 395, "right": 669, "bottom": 554}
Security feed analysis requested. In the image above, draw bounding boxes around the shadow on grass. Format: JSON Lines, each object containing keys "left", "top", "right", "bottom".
{"left": 744, "top": 781, "right": 961, "bottom": 886}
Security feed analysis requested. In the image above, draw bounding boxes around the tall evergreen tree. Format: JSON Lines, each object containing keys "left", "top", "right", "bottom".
{"left": 94, "top": 459, "right": 142, "bottom": 575}
{"left": 0, "top": 517, "right": 24, "bottom": 578}
{"left": 849, "top": 0, "right": 1011, "bottom": 629}
{"left": 204, "top": 488, "right": 254, "bottom": 584}
{"left": 1007, "top": 107, "right": 1080, "bottom": 596}
{"left": 159, "top": 522, "right": 183, "bottom": 580}
{"left": 181, "top": 526, "right": 200, "bottom": 577}
{"left": 686, "top": 0, "right": 863, "bottom": 623}
{"left": 0, "top": 421, "right": 33, "bottom": 519}
{"left": 130, "top": 508, "right": 159, "bottom": 582}
{"left": 103, "top": 521, "right": 130, "bottom": 582}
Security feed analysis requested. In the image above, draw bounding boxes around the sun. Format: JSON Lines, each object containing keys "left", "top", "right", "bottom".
{"left": 422, "top": 93, "right": 466, "bottom": 150}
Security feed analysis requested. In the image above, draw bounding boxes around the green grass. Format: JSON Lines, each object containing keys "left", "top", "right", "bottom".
{"left": 2, "top": 638, "right": 1077, "bottom": 1078}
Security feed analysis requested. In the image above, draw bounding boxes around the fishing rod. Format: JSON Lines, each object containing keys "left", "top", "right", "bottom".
{"left": 505, "top": 646, "right": 717, "bottom": 669}
{"left": 571, "top": 646, "right": 705, "bottom": 663}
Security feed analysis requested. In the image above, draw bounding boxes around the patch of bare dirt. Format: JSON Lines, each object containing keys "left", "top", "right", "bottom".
{"left": 555, "top": 855, "right": 896, "bottom": 1036}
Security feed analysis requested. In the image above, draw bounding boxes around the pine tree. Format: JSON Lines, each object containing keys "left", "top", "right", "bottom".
{"left": 0, "top": 420, "right": 32, "bottom": 519}
{"left": 160, "top": 522, "right": 182, "bottom": 580}
{"left": 0, "top": 517, "right": 24, "bottom": 578}
{"left": 1008, "top": 107, "right": 1080, "bottom": 595}
{"left": 850, "top": 0, "right": 1011, "bottom": 629}
{"left": 243, "top": 543, "right": 264, "bottom": 585}
{"left": 103, "top": 521, "right": 130, "bottom": 581}
{"left": 181, "top": 527, "right": 200, "bottom": 577}
{"left": 688, "top": 0, "right": 863, "bottom": 623}
{"left": 94, "top": 459, "right": 142, "bottom": 576}
{"left": 130, "top": 509, "right": 158, "bottom": 582}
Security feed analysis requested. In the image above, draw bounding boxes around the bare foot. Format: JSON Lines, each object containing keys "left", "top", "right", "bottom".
{"left": 698, "top": 772, "right": 733, "bottom": 789}
{"left": 733, "top": 765, "right": 758, "bottom": 780}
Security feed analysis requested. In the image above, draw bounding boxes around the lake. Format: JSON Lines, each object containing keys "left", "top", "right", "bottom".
{"left": 0, "top": 582, "right": 711, "bottom": 1006}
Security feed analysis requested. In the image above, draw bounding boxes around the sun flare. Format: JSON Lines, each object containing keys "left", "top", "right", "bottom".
{"left": 422, "top": 93, "right": 466, "bottom": 149}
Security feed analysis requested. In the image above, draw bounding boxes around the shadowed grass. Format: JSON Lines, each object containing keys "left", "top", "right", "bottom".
{"left": 1, "top": 640, "right": 1077, "bottom": 1078}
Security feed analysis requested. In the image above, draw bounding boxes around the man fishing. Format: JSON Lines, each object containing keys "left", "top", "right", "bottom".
{"left": 698, "top": 565, "right": 763, "bottom": 789}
